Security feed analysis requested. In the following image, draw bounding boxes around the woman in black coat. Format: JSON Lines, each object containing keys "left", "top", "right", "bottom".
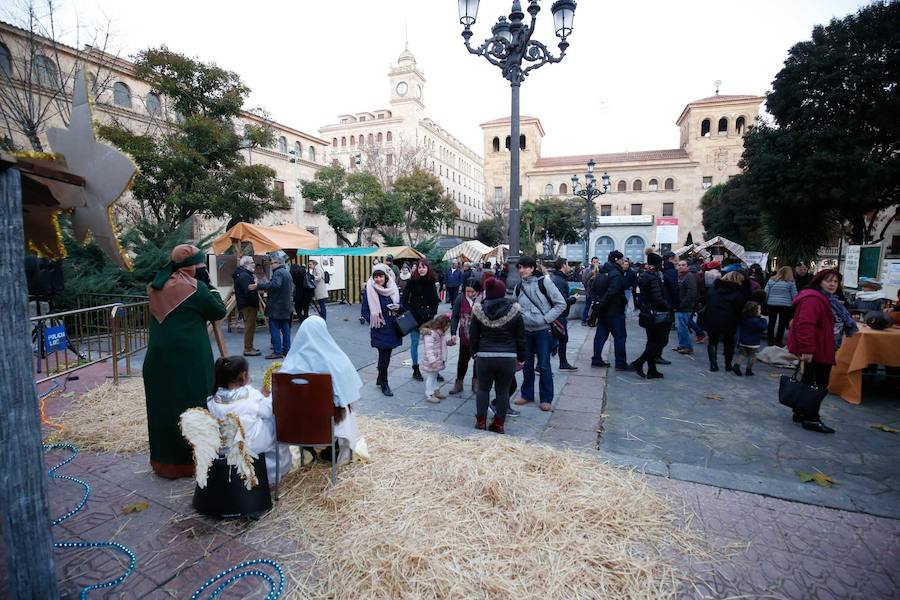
{"left": 289, "top": 264, "right": 314, "bottom": 323}
{"left": 402, "top": 260, "right": 440, "bottom": 381}
{"left": 631, "top": 253, "right": 670, "bottom": 379}
{"left": 700, "top": 271, "right": 749, "bottom": 372}
{"left": 361, "top": 264, "right": 403, "bottom": 396}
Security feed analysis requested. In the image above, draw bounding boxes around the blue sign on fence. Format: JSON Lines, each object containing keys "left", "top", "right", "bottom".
{"left": 44, "top": 324, "right": 67, "bottom": 353}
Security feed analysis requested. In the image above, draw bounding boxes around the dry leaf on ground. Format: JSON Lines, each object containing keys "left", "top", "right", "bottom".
{"left": 796, "top": 470, "right": 836, "bottom": 487}
{"left": 703, "top": 393, "right": 722, "bottom": 401}
{"left": 870, "top": 424, "right": 899, "bottom": 434}
{"left": 121, "top": 501, "right": 149, "bottom": 514}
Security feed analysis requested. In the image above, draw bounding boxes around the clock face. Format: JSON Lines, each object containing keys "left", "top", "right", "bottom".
{"left": 416, "top": 84, "right": 422, "bottom": 99}
{"left": 396, "top": 81, "right": 408, "bottom": 96}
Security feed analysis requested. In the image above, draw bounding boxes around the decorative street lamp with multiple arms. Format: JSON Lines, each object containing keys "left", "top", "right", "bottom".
{"left": 458, "top": 0, "right": 576, "bottom": 267}
{"left": 571, "top": 159, "right": 610, "bottom": 265}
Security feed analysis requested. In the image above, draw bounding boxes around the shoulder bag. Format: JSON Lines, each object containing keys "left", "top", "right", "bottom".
{"left": 778, "top": 361, "right": 827, "bottom": 413}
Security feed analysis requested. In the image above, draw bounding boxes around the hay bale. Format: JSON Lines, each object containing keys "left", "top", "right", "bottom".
{"left": 50, "top": 378, "right": 149, "bottom": 454}
{"left": 54, "top": 379, "right": 705, "bottom": 598}
{"left": 265, "top": 418, "right": 704, "bottom": 599}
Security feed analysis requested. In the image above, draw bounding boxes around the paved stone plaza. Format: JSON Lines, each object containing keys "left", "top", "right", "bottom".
{"left": 3, "top": 301, "right": 898, "bottom": 598}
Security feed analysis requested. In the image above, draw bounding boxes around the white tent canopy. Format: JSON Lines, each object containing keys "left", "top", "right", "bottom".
{"left": 442, "top": 240, "right": 505, "bottom": 264}
{"left": 673, "top": 236, "right": 749, "bottom": 263}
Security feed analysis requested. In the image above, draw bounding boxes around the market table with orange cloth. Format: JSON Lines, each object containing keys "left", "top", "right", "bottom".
{"left": 828, "top": 324, "right": 900, "bottom": 404}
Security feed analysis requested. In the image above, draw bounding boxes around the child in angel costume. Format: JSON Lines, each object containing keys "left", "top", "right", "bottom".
{"left": 191, "top": 355, "right": 293, "bottom": 486}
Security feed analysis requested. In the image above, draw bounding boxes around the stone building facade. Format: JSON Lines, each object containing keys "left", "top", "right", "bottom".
{"left": 480, "top": 94, "right": 764, "bottom": 262}
{"left": 319, "top": 47, "right": 485, "bottom": 239}
{"left": 0, "top": 20, "right": 335, "bottom": 246}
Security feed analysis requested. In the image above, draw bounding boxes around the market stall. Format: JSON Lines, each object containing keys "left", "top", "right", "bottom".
{"left": 442, "top": 240, "right": 506, "bottom": 265}
{"left": 298, "top": 246, "right": 425, "bottom": 304}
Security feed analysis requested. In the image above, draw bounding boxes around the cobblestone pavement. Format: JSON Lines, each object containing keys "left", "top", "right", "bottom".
{"left": 5, "top": 301, "right": 897, "bottom": 598}
{"left": 598, "top": 312, "right": 900, "bottom": 519}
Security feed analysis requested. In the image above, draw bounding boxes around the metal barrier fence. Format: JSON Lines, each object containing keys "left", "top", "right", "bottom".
{"left": 31, "top": 301, "right": 150, "bottom": 385}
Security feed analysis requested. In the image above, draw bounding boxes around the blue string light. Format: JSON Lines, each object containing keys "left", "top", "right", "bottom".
{"left": 44, "top": 443, "right": 136, "bottom": 598}
{"left": 44, "top": 443, "right": 285, "bottom": 599}
{"left": 188, "top": 559, "right": 285, "bottom": 600}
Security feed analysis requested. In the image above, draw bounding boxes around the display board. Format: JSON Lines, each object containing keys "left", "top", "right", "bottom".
{"left": 843, "top": 245, "right": 861, "bottom": 288}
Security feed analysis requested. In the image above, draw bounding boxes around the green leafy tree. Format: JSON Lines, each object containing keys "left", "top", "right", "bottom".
{"left": 97, "top": 48, "right": 288, "bottom": 236}
{"left": 300, "top": 165, "right": 404, "bottom": 246}
{"left": 700, "top": 179, "right": 763, "bottom": 248}
{"left": 520, "top": 197, "right": 583, "bottom": 256}
{"left": 392, "top": 168, "right": 458, "bottom": 245}
{"left": 476, "top": 217, "right": 504, "bottom": 247}
{"left": 739, "top": 1, "right": 900, "bottom": 256}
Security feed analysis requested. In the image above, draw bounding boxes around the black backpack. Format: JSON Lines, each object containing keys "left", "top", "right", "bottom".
{"left": 304, "top": 271, "right": 316, "bottom": 290}
{"left": 323, "top": 270, "right": 331, "bottom": 284}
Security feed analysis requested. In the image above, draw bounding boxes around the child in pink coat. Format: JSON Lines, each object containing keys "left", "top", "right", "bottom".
{"left": 420, "top": 315, "right": 451, "bottom": 403}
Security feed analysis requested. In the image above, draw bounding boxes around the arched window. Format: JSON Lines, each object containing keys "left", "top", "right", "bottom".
{"left": 544, "top": 183, "right": 554, "bottom": 195}
{"left": 146, "top": 93, "right": 161, "bottom": 115}
{"left": 624, "top": 236, "right": 646, "bottom": 263}
{"left": 718, "top": 117, "right": 728, "bottom": 136}
{"left": 594, "top": 236, "right": 614, "bottom": 259}
{"left": 520, "top": 134, "right": 526, "bottom": 150}
{"left": 632, "top": 180, "right": 643, "bottom": 192}
{"left": 559, "top": 183, "right": 568, "bottom": 195}
{"left": 358, "top": 136, "right": 363, "bottom": 146}
{"left": 0, "top": 43, "right": 10, "bottom": 75}
{"left": 492, "top": 137, "right": 500, "bottom": 152}
{"left": 664, "top": 177, "right": 675, "bottom": 190}
{"left": 33, "top": 56, "right": 58, "bottom": 87}
{"left": 112, "top": 82, "right": 132, "bottom": 108}
{"left": 648, "top": 179, "right": 658, "bottom": 192}
{"left": 367, "top": 133, "right": 374, "bottom": 144}
{"left": 386, "top": 131, "right": 393, "bottom": 142}
{"left": 332, "top": 138, "right": 338, "bottom": 147}
{"left": 350, "top": 135, "right": 356, "bottom": 145}
{"left": 505, "top": 136, "right": 511, "bottom": 150}
{"left": 700, "top": 119, "right": 711, "bottom": 137}
{"left": 735, "top": 116, "right": 746, "bottom": 135}
{"left": 377, "top": 132, "right": 383, "bottom": 143}
{"left": 308, "top": 146, "right": 316, "bottom": 161}
{"left": 617, "top": 180, "right": 627, "bottom": 192}
{"left": 277, "top": 136, "right": 287, "bottom": 153}
{"left": 341, "top": 136, "right": 346, "bottom": 147}
{"left": 294, "top": 141, "right": 302, "bottom": 156}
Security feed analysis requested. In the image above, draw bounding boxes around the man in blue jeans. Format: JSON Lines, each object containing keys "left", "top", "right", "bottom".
{"left": 591, "top": 250, "right": 631, "bottom": 370}
{"left": 512, "top": 256, "right": 566, "bottom": 411}
{"left": 250, "top": 251, "right": 294, "bottom": 359}
{"left": 674, "top": 259, "right": 700, "bottom": 354}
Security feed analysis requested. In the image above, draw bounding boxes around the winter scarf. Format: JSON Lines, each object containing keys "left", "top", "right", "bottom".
{"left": 822, "top": 288, "right": 858, "bottom": 348}
{"left": 366, "top": 264, "right": 400, "bottom": 328}
{"left": 458, "top": 293, "right": 481, "bottom": 345}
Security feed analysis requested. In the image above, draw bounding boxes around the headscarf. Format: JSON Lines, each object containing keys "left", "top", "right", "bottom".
{"left": 366, "top": 264, "right": 400, "bottom": 328}
{"left": 280, "top": 316, "right": 362, "bottom": 407}
{"left": 148, "top": 244, "right": 204, "bottom": 323}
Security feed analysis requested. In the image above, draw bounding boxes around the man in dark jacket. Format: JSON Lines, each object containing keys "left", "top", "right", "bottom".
{"left": 661, "top": 252, "right": 679, "bottom": 312}
{"left": 250, "top": 251, "right": 294, "bottom": 359}
{"left": 444, "top": 259, "right": 464, "bottom": 307}
{"left": 581, "top": 256, "right": 600, "bottom": 324}
{"left": 232, "top": 256, "right": 260, "bottom": 356}
{"left": 591, "top": 250, "right": 630, "bottom": 370}
{"left": 549, "top": 258, "right": 578, "bottom": 371}
{"left": 674, "top": 259, "right": 700, "bottom": 354}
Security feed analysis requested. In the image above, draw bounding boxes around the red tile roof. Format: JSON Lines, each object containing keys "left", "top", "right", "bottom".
{"left": 534, "top": 149, "right": 690, "bottom": 168}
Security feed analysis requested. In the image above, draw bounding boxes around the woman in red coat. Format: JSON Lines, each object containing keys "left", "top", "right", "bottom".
{"left": 787, "top": 268, "right": 857, "bottom": 433}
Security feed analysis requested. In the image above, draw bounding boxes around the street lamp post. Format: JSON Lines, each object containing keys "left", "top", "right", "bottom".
{"left": 571, "top": 159, "right": 610, "bottom": 265}
{"left": 458, "top": 0, "right": 576, "bottom": 270}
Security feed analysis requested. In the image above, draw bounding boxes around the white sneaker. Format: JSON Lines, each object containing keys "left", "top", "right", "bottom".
{"left": 426, "top": 394, "right": 441, "bottom": 404}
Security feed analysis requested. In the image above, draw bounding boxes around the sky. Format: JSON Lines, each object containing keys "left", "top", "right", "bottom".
{"left": 44, "top": 0, "right": 872, "bottom": 157}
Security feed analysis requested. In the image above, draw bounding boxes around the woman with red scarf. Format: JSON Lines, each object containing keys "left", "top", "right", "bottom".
{"left": 448, "top": 278, "right": 483, "bottom": 394}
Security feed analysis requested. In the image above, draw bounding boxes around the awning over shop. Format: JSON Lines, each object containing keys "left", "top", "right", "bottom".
{"left": 211, "top": 222, "right": 319, "bottom": 255}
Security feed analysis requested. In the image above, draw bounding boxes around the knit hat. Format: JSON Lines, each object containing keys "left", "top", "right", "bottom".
{"left": 484, "top": 277, "right": 507, "bottom": 299}
{"left": 608, "top": 250, "right": 624, "bottom": 262}
{"left": 646, "top": 253, "right": 663, "bottom": 268}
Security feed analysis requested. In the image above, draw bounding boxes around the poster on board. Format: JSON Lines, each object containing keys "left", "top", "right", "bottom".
{"left": 843, "top": 245, "right": 861, "bottom": 288}
{"left": 655, "top": 218, "right": 679, "bottom": 245}
{"left": 882, "top": 259, "right": 900, "bottom": 299}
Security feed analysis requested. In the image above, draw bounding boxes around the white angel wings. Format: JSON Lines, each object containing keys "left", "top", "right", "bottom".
{"left": 179, "top": 408, "right": 259, "bottom": 490}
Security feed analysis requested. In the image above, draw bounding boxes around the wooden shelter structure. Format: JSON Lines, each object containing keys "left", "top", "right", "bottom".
{"left": 211, "top": 222, "right": 319, "bottom": 255}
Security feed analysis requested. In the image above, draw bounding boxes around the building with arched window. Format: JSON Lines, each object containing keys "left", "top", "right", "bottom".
{"left": 319, "top": 46, "right": 485, "bottom": 239}
{"left": 481, "top": 93, "right": 764, "bottom": 260}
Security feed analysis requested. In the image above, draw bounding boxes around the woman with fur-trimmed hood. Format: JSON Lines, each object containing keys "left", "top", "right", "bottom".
{"left": 468, "top": 277, "right": 526, "bottom": 434}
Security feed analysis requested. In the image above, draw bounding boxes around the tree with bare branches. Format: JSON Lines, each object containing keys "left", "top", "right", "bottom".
{"left": 0, "top": 0, "right": 121, "bottom": 151}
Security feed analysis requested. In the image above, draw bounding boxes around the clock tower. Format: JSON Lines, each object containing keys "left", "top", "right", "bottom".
{"left": 389, "top": 44, "right": 426, "bottom": 117}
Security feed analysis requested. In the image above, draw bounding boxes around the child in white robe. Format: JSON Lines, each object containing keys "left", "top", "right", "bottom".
{"left": 207, "top": 356, "right": 292, "bottom": 485}
{"left": 280, "top": 316, "right": 365, "bottom": 464}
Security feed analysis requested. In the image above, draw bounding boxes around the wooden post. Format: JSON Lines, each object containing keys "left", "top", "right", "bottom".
{"left": 0, "top": 167, "right": 59, "bottom": 598}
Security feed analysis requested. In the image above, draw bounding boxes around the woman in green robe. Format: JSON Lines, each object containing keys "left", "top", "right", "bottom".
{"left": 143, "top": 244, "right": 226, "bottom": 479}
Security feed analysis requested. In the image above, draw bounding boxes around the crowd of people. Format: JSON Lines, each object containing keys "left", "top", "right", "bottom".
{"left": 580, "top": 248, "right": 900, "bottom": 435}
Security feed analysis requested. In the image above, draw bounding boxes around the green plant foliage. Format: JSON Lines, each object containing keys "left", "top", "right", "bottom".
{"left": 520, "top": 197, "right": 583, "bottom": 257}
{"left": 392, "top": 168, "right": 459, "bottom": 245}
{"left": 700, "top": 178, "right": 763, "bottom": 249}
{"left": 476, "top": 217, "right": 504, "bottom": 247}
{"left": 739, "top": 1, "right": 899, "bottom": 249}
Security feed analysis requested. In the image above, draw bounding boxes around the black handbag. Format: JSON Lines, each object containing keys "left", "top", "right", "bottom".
{"left": 394, "top": 310, "right": 418, "bottom": 337}
{"left": 778, "top": 362, "right": 827, "bottom": 413}
{"left": 638, "top": 309, "right": 670, "bottom": 329}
